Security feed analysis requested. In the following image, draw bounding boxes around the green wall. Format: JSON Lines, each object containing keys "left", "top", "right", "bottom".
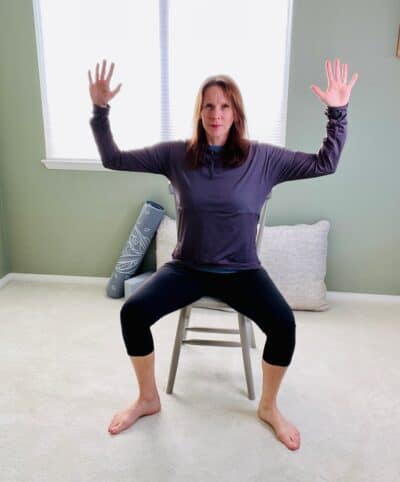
{"left": 0, "top": 183, "right": 10, "bottom": 278}
{"left": 0, "top": 0, "right": 398, "bottom": 294}
{"left": 282, "top": 0, "right": 399, "bottom": 294}
{"left": 0, "top": 12, "right": 10, "bottom": 277}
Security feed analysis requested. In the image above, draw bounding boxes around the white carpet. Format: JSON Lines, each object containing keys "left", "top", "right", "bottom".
{"left": 0, "top": 280, "right": 399, "bottom": 482}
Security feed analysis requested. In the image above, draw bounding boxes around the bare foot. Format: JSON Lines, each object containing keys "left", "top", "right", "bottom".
{"left": 108, "top": 396, "right": 161, "bottom": 435}
{"left": 257, "top": 405, "right": 300, "bottom": 451}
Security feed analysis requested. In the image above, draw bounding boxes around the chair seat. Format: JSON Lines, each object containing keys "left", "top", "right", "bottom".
{"left": 191, "top": 296, "right": 235, "bottom": 312}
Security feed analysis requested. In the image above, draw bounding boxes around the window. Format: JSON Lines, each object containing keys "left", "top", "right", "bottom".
{"left": 33, "top": 0, "right": 293, "bottom": 170}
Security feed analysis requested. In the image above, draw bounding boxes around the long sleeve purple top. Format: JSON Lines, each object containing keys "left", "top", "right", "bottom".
{"left": 90, "top": 103, "right": 348, "bottom": 270}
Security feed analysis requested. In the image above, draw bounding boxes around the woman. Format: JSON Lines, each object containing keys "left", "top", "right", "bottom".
{"left": 88, "top": 59, "right": 358, "bottom": 450}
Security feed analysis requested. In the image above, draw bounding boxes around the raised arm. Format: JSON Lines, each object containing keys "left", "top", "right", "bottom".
{"left": 267, "top": 59, "right": 359, "bottom": 185}
{"left": 88, "top": 59, "right": 170, "bottom": 175}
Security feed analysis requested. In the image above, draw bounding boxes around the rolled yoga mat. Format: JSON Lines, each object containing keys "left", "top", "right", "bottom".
{"left": 106, "top": 200, "right": 165, "bottom": 298}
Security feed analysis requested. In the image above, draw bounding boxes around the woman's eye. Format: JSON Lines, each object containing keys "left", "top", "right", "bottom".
{"left": 203, "top": 104, "right": 229, "bottom": 110}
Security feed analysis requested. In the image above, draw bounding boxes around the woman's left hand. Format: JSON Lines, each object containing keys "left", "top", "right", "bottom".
{"left": 311, "top": 59, "right": 359, "bottom": 107}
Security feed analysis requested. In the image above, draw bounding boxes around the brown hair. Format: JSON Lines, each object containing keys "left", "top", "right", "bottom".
{"left": 185, "top": 75, "right": 250, "bottom": 169}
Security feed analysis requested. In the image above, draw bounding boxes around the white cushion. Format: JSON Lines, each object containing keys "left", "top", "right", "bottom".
{"left": 155, "top": 215, "right": 330, "bottom": 311}
{"left": 156, "top": 215, "right": 178, "bottom": 268}
{"left": 259, "top": 220, "right": 330, "bottom": 311}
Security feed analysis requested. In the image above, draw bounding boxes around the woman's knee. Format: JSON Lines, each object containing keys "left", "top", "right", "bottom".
{"left": 276, "top": 307, "right": 296, "bottom": 334}
{"left": 120, "top": 297, "right": 155, "bottom": 329}
{"left": 256, "top": 301, "right": 296, "bottom": 336}
{"left": 119, "top": 298, "right": 155, "bottom": 356}
{"left": 263, "top": 310, "right": 296, "bottom": 366}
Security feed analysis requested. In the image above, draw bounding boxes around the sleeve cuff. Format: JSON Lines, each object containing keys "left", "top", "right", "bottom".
{"left": 325, "top": 103, "right": 348, "bottom": 120}
{"left": 92, "top": 103, "right": 110, "bottom": 115}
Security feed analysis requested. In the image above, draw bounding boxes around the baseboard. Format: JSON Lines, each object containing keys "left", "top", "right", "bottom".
{"left": 0, "top": 272, "right": 13, "bottom": 289}
{"left": 327, "top": 290, "right": 400, "bottom": 303}
{"left": 0, "top": 272, "right": 108, "bottom": 287}
{"left": 0, "top": 273, "right": 399, "bottom": 302}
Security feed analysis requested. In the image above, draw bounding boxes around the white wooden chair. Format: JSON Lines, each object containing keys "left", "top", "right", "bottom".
{"left": 165, "top": 182, "right": 271, "bottom": 400}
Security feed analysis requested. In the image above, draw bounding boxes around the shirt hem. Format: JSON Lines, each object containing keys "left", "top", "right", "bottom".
{"left": 171, "top": 256, "right": 262, "bottom": 271}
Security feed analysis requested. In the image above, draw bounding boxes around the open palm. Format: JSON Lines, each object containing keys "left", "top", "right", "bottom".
{"left": 88, "top": 59, "right": 122, "bottom": 106}
{"left": 311, "top": 59, "right": 358, "bottom": 107}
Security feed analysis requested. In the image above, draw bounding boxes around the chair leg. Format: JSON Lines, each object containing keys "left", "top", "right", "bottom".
{"left": 166, "top": 305, "right": 190, "bottom": 394}
{"left": 184, "top": 305, "right": 192, "bottom": 329}
{"left": 247, "top": 318, "right": 257, "bottom": 348}
{"left": 238, "top": 314, "right": 255, "bottom": 400}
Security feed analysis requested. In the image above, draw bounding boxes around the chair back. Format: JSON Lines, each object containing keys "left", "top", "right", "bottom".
{"left": 168, "top": 182, "right": 271, "bottom": 256}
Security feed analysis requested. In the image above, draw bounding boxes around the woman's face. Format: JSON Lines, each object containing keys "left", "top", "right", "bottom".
{"left": 200, "top": 85, "right": 235, "bottom": 146}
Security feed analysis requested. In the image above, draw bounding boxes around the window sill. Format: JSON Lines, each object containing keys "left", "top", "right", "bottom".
{"left": 41, "top": 159, "right": 111, "bottom": 171}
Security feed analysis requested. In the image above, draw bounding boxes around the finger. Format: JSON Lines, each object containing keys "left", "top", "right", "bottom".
{"left": 334, "top": 58, "right": 341, "bottom": 82}
{"left": 341, "top": 63, "right": 348, "bottom": 84}
{"left": 326, "top": 59, "right": 333, "bottom": 88}
{"left": 106, "top": 62, "right": 115, "bottom": 84}
{"left": 110, "top": 83, "right": 122, "bottom": 98}
{"left": 100, "top": 59, "right": 106, "bottom": 80}
{"left": 88, "top": 70, "right": 93, "bottom": 86}
{"left": 311, "top": 84, "right": 325, "bottom": 101}
{"left": 95, "top": 62, "right": 99, "bottom": 82}
{"left": 348, "top": 72, "right": 359, "bottom": 90}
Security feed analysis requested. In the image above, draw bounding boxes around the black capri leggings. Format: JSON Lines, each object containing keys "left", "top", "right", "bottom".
{"left": 120, "top": 261, "right": 296, "bottom": 366}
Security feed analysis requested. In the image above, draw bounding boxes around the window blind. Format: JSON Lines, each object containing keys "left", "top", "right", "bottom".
{"left": 33, "top": 0, "right": 293, "bottom": 163}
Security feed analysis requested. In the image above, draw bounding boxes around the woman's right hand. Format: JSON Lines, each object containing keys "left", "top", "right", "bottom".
{"left": 88, "top": 59, "right": 122, "bottom": 107}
